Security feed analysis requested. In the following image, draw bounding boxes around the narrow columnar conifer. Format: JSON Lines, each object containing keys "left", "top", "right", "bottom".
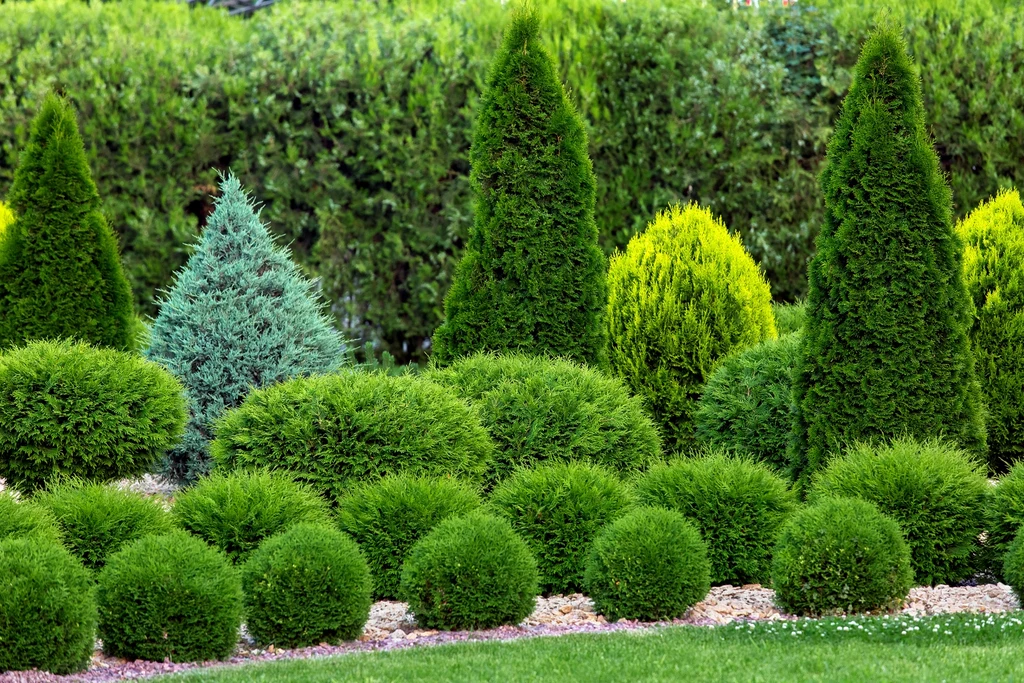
{"left": 146, "top": 174, "right": 346, "bottom": 483}
{"left": 0, "top": 94, "right": 134, "bottom": 350}
{"left": 431, "top": 9, "right": 607, "bottom": 366}
{"left": 790, "top": 25, "right": 986, "bottom": 485}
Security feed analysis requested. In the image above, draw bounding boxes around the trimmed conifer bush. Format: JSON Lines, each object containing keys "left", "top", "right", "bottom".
{"left": 241, "top": 524, "right": 372, "bottom": 647}
{"left": 772, "top": 497, "right": 913, "bottom": 616}
{"left": 0, "top": 201, "right": 13, "bottom": 234}
{"left": 0, "top": 491, "right": 62, "bottom": 545}
{"left": 147, "top": 174, "right": 346, "bottom": 484}
{"left": 33, "top": 480, "right": 174, "bottom": 571}
{"left": 607, "top": 203, "right": 776, "bottom": 450}
{"left": 97, "top": 531, "right": 242, "bottom": 662}
{"left": 172, "top": 469, "right": 333, "bottom": 564}
{"left": 957, "top": 189, "right": 1024, "bottom": 471}
{"left": 695, "top": 334, "right": 800, "bottom": 475}
{"left": 790, "top": 25, "right": 986, "bottom": 485}
{"left": 1003, "top": 529, "right": 1024, "bottom": 604}
{"left": 0, "top": 94, "right": 134, "bottom": 350}
{"left": 584, "top": 507, "right": 710, "bottom": 622}
{"left": 400, "top": 511, "right": 538, "bottom": 631}
{"left": 489, "top": 462, "right": 633, "bottom": 595}
{"left": 772, "top": 302, "right": 806, "bottom": 336}
{"left": 336, "top": 473, "right": 482, "bottom": 600}
{"left": 809, "top": 438, "right": 988, "bottom": 586}
{"left": 212, "top": 372, "right": 494, "bottom": 505}
{"left": 424, "top": 353, "right": 661, "bottom": 487}
{"left": 988, "top": 462, "right": 1024, "bottom": 564}
{"left": 0, "top": 538, "right": 97, "bottom": 675}
{"left": 431, "top": 9, "right": 607, "bottom": 367}
{"left": 632, "top": 454, "right": 796, "bottom": 586}
{"left": 0, "top": 340, "right": 186, "bottom": 493}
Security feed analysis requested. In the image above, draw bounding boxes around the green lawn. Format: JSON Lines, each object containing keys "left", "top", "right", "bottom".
{"left": 166, "top": 613, "right": 1024, "bottom": 682}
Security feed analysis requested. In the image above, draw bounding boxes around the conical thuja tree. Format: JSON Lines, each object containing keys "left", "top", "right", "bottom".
{"left": 790, "top": 24, "right": 986, "bottom": 484}
{"left": 147, "top": 174, "right": 347, "bottom": 483}
{"left": 0, "top": 94, "right": 134, "bottom": 350}
{"left": 431, "top": 9, "right": 607, "bottom": 367}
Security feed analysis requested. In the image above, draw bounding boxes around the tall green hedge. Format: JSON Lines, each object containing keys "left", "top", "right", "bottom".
{"left": 1, "top": 0, "right": 1023, "bottom": 362}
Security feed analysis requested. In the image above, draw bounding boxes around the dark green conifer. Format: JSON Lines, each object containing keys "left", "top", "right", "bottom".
{"left": 0, "top": 94, "right": 134, "bottom": 350}
{"left": 431, "top": 9, "right": 607, "bottom": 366}
{"left": 790, "top": 25, "right": 986, "bottom": 484}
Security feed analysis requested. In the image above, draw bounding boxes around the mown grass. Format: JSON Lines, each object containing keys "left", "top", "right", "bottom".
{"left": 165, "top": 612, "right": 1024, "bottom": 682}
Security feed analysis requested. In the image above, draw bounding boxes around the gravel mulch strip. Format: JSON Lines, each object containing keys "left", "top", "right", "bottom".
{"left": 1, "top": 583, "right": 1018, "bottom": 683}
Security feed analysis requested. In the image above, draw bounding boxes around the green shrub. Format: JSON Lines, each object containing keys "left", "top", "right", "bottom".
{"left": 790, "top": 25, "right": 986, "bottom": 486}
{"left": 584, "top": 507, "right": 710, "bottom": 622}
{"left": 147, "top": 175, "right": 347, "bottom": 484}
{"left": 1003, "top": 529, "right": 1024, "bottom": 604}
{"left": 632, "top": 454, "right": 796, "bottom": 586}
{"left": 772, "top": 497, "right": 913, "bottom": 616}
{"left": 241, "top": 523, "right": 372, "bottom": 648}
{"left": 607, "top": 203, "right": 776, "bottom": 450}
{"left": 0, "top": 491, "right": 62, "bottom": 545}
{"left": 97, "top": 531, "right": 242, "bottom": 662}
{"left": 489, "top": 462, "right": 633, "bottom": 595}
{"left": 695, "top": 334, "right": 800, "bottom": 475}
{"left": 0, "top": 339, "right": 187, "bottom": 493}
{"left": 337, "top": 474, "right": 481, "bottom": 600}
{"left": 988, "top": 462, "right": 1024, "bottom": 563}
{"left": 0, "top": 201, "right": 13, "bottom": 234}
{"left": 33, "top": 480, "right": 174, "bottom": 571}
{"left": 431, "top": 9, "right": 607, "bottom": 367}
{"left": 172, "top": 469, "right": 333, "bottom": 564}
{"left": 809, "top": 438, "right": 988, "bottom": 586}
{"left": 0, "top": 93, "right": 134, "bottom": 351}
{"left": 424, "top": 353, "right": 661, "bottom": 487}
{"left": 957, "top": 189, "right": 1024, "bottom": 471}
{"left": 772, "top": 302, "right": 806, "bottom": 336}
{"left": 0, "top": 538, "right": 96, "bottom": 675}
{"left": 211, "top": 372, "right": 494, "bottom": 505}
{"left": 400, "top": 511, "right": 538, "bottom": 630}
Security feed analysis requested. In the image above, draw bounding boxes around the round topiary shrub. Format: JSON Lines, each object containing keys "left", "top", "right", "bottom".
{"left": 694, "top": 334, "right": 801, "bottom": 475}
{"left": 632, "top": 454, "right": 797, "bottom": 586}
{"left": 583, "top": 507, "right": 710, "bottom": 622}
{"left": 1003, "top": 528, "right": 1024, "bottom": 604}
{"left": 772, "top": 497, "right": 913, "bottom": 616}
{"left": 33, "top": 480, "right": 174, "bottom": 571}
{"left": 172, "top": 469, "right": 333, "bottom": 564}
{"left": 0, "top": 491, "right": 62, "bottom": 545}
{"left": 809, "top": 438, "right": 989, "bottom": 586}
{"left": 399, "top": 511, "right": 538, "bottom": 630}
{"left": 241, "top": 523, "right": 372, "bottom": 647}
{"left": 957, "top": 189, "right": 1024, "bottom": 472}
{"left": 211, "top": 372, "right": 494, "bottom": 505}
{"left": 489, "top": 461, "right": 633, "bottom": 595}
{"left": 0, "top": 339, "right": 187, "bottom": 493}
{"left": 0, "top": 538, "right": 96, "bottom": 675}
{"left": 607, "top": 203, "right": 777, "bottom": 451}
{"left": 97, "top": 531, "right": 243, "bottom": 662}
{"left": 989, "top": 462, "right": 1024, "bottom": 564}
{"left": 337, "top": 473, "right": 482, "bottom": 600}
{"left": 425, "top": 353, "right": 661, "bottom": 487}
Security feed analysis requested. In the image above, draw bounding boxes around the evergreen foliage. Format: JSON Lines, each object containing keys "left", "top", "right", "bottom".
{"left": 1003, "top": 529, "right": 1024, "bottom": 605}
{"left": 147, "top": 174, "right": 346, "bottom": 483}
{"left": 424, "top": 353, "right": 661, "bottom": 488}
{"left": 0, "top": 538, "right": 97, "bottom": 675}
{"left": 0, "top": 201, "right": 13, "bottom": 234}
{"left": 772, "top": 497, "right": 913, "bottom": 616}
{"left": 0, "top": 492, "right": 63, "bottom": 545}
{"left": 489, "top": 462, "right": 634, "bottom": 595}
{"left": 431, "top": 10, "right": 607, "bottom": 367}
{"left": 772, "top": 302, "right": 807, "bottom": 336}
{"left": 790, "top": 25, "right": 986, "bottom": 484}
{"left": 695, "top": 334, "right": 800, "bottom": 475}
{"left": 607, "top": 203, "right": 776, "bottom": 450}
{"left": 337, "top": 474, "right": 482, "bottom": 600}
{"left": 241, "top": 524, "right": 372, "bottom": 648}
{"left": 34, "top": 480, "right": 174, "bottom": 571}
{"left": 957, "top": 189, "right": 1024, "bottom": 471}
{"left": 0, "top": 340, "right": 186, "bottom": 493}
{"left": 584, "top": 507, "right": 711, "bottom": 622}
{"left": 0, "top": 94, "right": 134, "bottom": 350}
{"left": 988, "top": 462, "right": 1024, "bottom": 565}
